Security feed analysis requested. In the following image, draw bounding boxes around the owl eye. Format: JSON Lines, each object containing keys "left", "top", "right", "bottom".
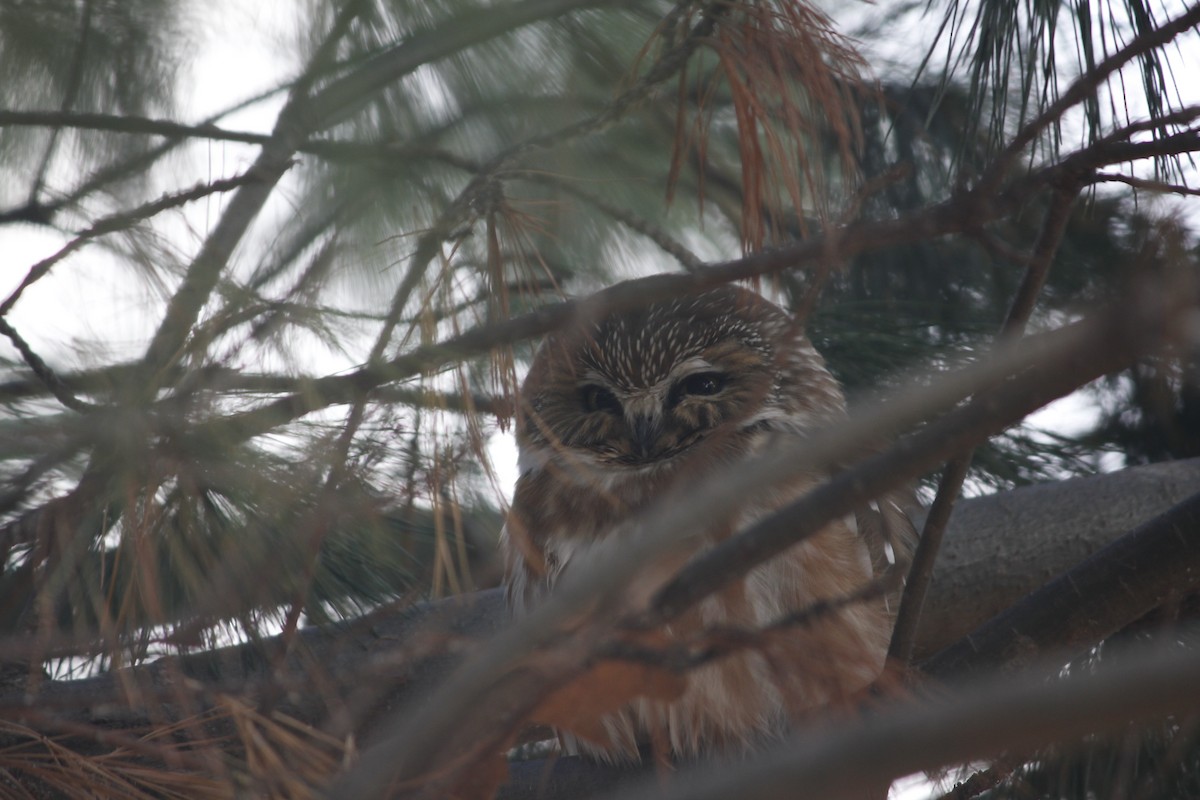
{"left": 580, "top": 384, "right": 622, "bottom": 415}
{"left": 670, "top": 371, "right": 726, "bottom": 406}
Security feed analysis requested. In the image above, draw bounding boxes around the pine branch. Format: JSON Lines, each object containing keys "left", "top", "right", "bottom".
{"left": 0, "top": 108, "right": 279, "bottom": 146}
{"left": 980, "top": 1, "right": 1200, "bottom": 192}
{"left": 176, "top": 101, "right": 1200, "bottom": 446}
{"left": 0, "top": 319, "right": 91, "bottom": 413}
{"left": 357, "top": 1, "right": 720, "bottom": 394}
{"left": 0, "top": 172, "right": 258, "bottom": 317}
{"left": 137, "top": 0, "right": 606, "bottom": 393}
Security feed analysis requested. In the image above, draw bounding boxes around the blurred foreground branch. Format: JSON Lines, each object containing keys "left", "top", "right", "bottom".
{"left": 2, "top": 458, "right": 1196, "bottom": 798}
{"left": 601, "top": 630, "right": 1200, "bottom": 800}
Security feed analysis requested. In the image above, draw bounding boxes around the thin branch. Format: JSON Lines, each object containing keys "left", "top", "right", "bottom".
{"left": 0, "top": 364, "right": 504, "bottom": 415}
{"left": 887, "top": 455, "right": 971, "bottom": 662}
{"left": 0, "top": 173, "right": 257, "bottom": 317}
{"left": 888, "top": 179, "right": 1082, "bottom": 666}
{"left": 1093, "top": 170, "right": 1200, "bottom": 196}
{"left": 999, "top": 183, "right": 1083, "bottom": 335}
{"left": 0, "top": 110, "right": 490, "bottom": 177}
{"left": 0, "top": 109, "right": 277, "bottom": 147}
{"left": 52, "top": 83, "right": 295, "bottom": 214}
{"left": 980, "top": 1, "right": 1200, "bottom": 191}
{"left": 0, "top": 319, "right": 91, "bottom": 413}
{"left": 1093, "top": 102, "right": 1200, "bottom": 145}
{"left": 291, "top": 0, "right": 373, "bottom": 103}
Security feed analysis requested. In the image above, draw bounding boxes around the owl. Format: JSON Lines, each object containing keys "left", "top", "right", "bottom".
{"left": 501, "top": 282, "right": 913, "bottom": 762}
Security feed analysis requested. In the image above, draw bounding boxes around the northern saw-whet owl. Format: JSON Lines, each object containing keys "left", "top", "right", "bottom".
{"left": 501, "top": 282, "right": 914, "bottom": 762}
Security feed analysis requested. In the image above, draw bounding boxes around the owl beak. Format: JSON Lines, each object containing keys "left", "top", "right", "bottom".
{"left": 630, "top": 413, "right": 660, "bottom": 459}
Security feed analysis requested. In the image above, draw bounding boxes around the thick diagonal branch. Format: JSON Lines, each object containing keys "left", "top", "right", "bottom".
{"left": 922, "top": 489, "right": 1200, "bottom": 680}
{"left": 646, "top": 277, "right": 1187, "bottom": 623}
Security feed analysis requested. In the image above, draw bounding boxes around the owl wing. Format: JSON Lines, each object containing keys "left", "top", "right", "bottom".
{"left": 854, "top": 487, "right": 918, "bottom": 593}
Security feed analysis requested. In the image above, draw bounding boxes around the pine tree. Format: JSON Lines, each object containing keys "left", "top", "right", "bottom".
{"left": 0, "top": 1, "right": 1197, "bottom": 797}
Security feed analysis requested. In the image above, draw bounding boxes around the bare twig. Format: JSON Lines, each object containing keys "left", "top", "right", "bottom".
{"left": 0, "top": 319, "right": 91, "bottom": 413}
{"left": 887, "top": 455, "right": 971, "bottom": 661}
{"left": 0, "top": 110, "right": 494, "bottom": 177}
{"left": 0, "top": 108, "right": 278, "bottom": 146}
{"left": 0, "top": 173, "right": 256, "bottom": 318}
{"left": 888, "top": 179, "right": 1082, "bottom": 665}
{"left": 1093, "top": 171, "right": 1200, "bottom": 196}
{"left": 979, "top": 2, "right": 1200, "bottom": 192}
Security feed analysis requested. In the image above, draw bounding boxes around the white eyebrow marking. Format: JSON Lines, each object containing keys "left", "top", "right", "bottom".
{"left": 667, "top": 357, "right": 715, "bottom": 380}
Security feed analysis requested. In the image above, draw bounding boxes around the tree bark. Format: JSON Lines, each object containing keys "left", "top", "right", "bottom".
{"left": 912, "top": 457, "right": 1200, "bottom": 659}
{"left": 922, "top": 486, "right": 1200, "bottom": 679}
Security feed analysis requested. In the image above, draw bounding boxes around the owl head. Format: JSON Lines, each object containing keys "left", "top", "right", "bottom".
{"left": 517, "top": 284, "right": 843, "bottom": 471}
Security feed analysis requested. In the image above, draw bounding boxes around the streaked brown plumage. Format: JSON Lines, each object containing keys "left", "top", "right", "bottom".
{"left": 501, "top": 283, "right": 913, "bottom": 762}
